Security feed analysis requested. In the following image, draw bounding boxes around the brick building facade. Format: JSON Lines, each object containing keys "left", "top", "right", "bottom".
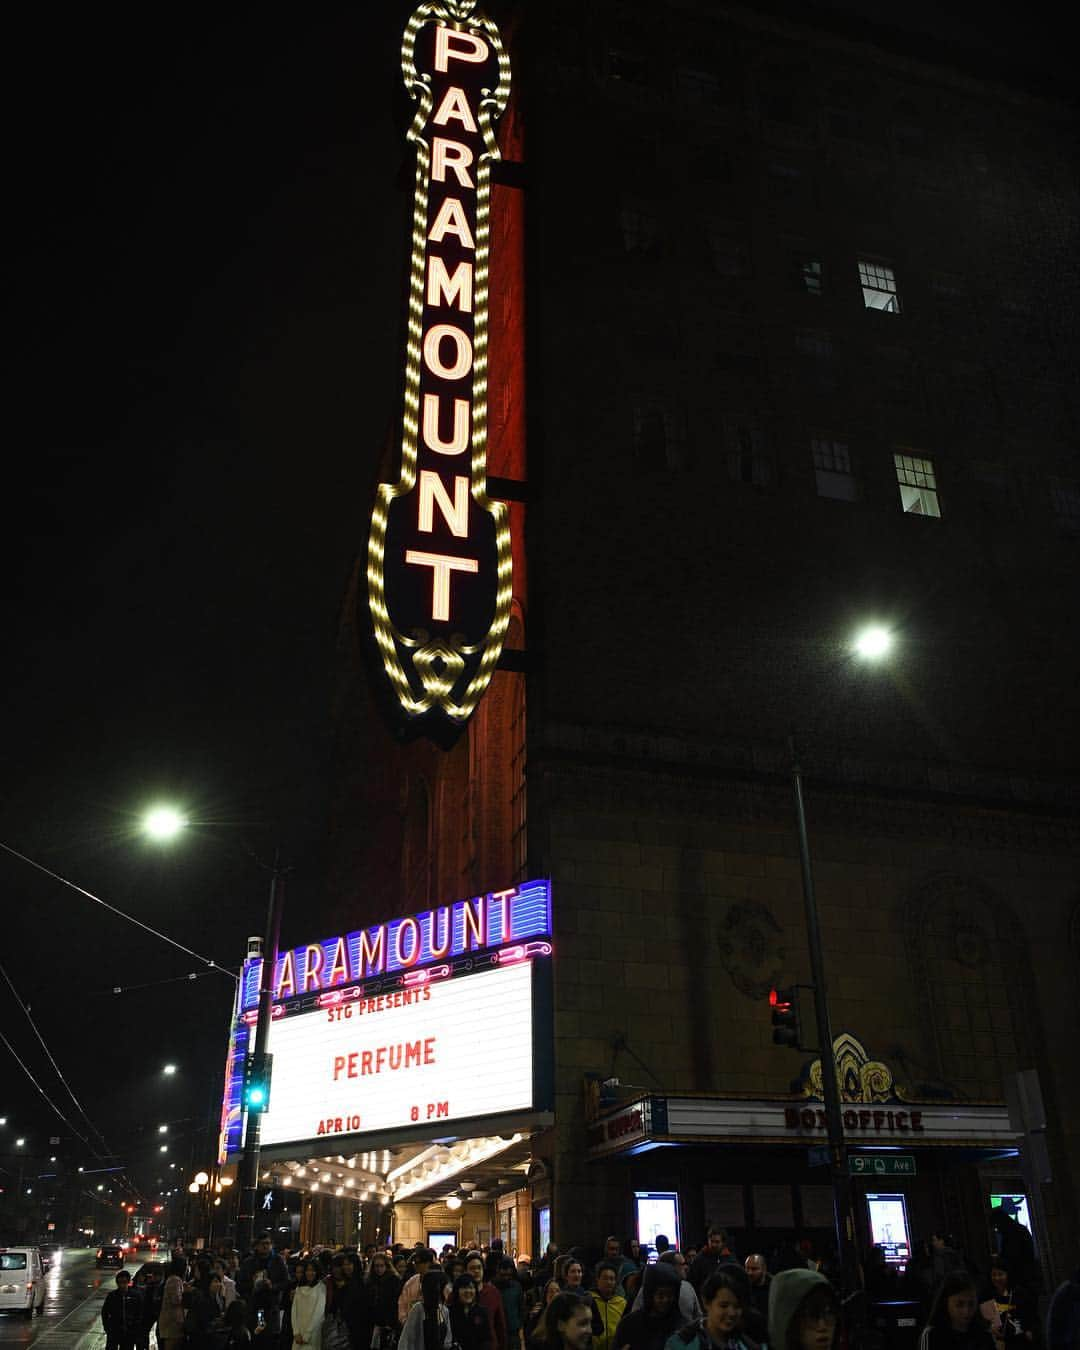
{"left": 327, "top": 0, "right": 1079, "bottom": 1278}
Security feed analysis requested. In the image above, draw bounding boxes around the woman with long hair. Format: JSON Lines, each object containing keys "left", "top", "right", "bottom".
{"left": 290, "top": 1261, "right": 328, "bottom": 1350}
{"left": 398, "top": 1272, "right": 451, "bottom": 1350}
{"left": 921, "top": 1272, "right": 996, "bottom": 1350}
{"left": 449, "top": 1274, "right": 494, "bottom": 1350}
{"left": 366, "top": 1253, "right": 402, "bottom": 1350}
{"left": 526, "top": 1281, "right": 562, "bottom": 1350}
{"left": 540, "top": 1295, "right": 594, "bottom": 1350}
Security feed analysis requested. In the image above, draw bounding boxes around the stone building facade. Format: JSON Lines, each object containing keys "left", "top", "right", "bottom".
{"left": 329, "top": 0, "right": 1079, "bottom": 1277}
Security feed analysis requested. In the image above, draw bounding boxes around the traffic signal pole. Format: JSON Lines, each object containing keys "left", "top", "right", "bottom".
{"left": 236, "top": 857, "right": 285, "bottom": 1254}
{"left": 789, "top": 738, "right": 860, "bottom": 1299}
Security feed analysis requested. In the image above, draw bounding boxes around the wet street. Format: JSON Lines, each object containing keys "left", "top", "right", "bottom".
{"left": 0, "top": 1249, "right": 137, "bottom": 1350}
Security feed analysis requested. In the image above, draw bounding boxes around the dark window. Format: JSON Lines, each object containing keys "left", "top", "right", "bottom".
{"left": 727, "top": 425, "right": 774, "bottom": 487}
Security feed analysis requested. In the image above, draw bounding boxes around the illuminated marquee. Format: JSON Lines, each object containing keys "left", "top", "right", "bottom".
{"left": 220, "top": 880, "right": 552, "bottom": 1159}
{"left": 367, "top": 0, "right": 512, "bottom": 727}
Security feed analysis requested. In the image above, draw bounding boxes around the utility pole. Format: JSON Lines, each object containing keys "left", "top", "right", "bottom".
{"left": 235, "top": 857, "right": 286, "bottom": 1253}
{"left": 790, "top": 739, "right": 859, "bottom": 1297}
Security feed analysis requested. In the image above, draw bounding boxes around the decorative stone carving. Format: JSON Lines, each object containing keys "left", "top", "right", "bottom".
{"left": 717, "top": 900, "right": 785, "bottom": 1000}
{"left": 800, "top": 1032, "right": 911, "bottom": 1104}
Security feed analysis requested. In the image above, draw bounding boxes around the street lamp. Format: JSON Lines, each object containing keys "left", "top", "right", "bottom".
{"left": 852, "top": 624, "right": 893, "bottom": 660}
{"left": 143, "top": 806, "right": 188, "bottom": 841}
{"left": 162, "top": 1064, "right": 178, "bottom": 1076}
{"left": 788, "top": 624, "right": 895, "bottom": 1299}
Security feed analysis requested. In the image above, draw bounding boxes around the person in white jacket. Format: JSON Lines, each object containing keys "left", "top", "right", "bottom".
{"left": 290, "top": 1261, "right": 327, "bottom": 1350}
{"left": 399, "top": 1272, "right": 453, "bottom": 1350}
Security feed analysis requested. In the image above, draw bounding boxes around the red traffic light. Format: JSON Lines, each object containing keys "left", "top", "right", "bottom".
{"left": 769, "top": 987, "right": 779, "bottom": 1007}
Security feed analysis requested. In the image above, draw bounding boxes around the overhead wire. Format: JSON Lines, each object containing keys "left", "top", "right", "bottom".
{"left": 0, "top": 840, "right": 239, "bottom": 980}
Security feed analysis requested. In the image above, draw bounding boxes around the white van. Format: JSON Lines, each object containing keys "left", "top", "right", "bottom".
{"left": 0, "top": 1246, "right": 46, "bottom": 1316}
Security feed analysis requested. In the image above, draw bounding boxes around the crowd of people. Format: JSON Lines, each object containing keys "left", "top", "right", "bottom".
{"left": 99, "top": 1225, "right": 1079, "bottom": 1350}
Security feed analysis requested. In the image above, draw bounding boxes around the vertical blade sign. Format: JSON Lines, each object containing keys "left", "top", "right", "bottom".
{"left": 368, "top": 2, "right": 512, "bottom": 730}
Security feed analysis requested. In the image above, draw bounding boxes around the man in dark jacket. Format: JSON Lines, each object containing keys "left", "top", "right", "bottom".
{"left": 687, "top": 1231, "right": 735, "bottom": 1294}
{"left": 237, "top": 1237, "right": 289, "bottom": 1302}
{"left": 613, "top": 1262, "right": 683, "bottom": 1350}
{"left": 102, "top": 1271, "right": 142, "bottom": 1350}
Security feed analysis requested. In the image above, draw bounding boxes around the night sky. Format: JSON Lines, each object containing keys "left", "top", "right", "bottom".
{"left": 1, "top": 1, "right": 1072, "bottom": 1206}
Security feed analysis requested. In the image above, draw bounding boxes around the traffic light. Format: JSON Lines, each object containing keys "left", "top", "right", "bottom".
{"left": 770, "top": 987, "right": 801, "bottom": 1048}
{"left": 243, "top": 1052, "right": 273, "bottom": 1113}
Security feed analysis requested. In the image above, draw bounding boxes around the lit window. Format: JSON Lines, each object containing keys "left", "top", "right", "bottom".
{"left": 894, "top": 453, "right": 941, "bottom": 517}
{"left": 727, "top": 425, "right": 774, "bottom": 488}
{"left": 795, "top": 256, "right": 823, "bottom": 295}
{"left": 1050, "top": 478, "right": 1080, "bottom": 534}
{"left": 619, "top": 202, "right": 660, "bottom": 258}
{"left": 859, "top": 260, "right": 901, "bottom": 313}
{"left": 812, "top": 438, "right": 857, "bottom": 501}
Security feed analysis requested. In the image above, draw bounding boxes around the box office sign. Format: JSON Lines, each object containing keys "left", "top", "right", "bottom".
{"left": 367, "top": 0, "right": 513, "bottom": 731}
{"left": 585, "top": 1095, "right": 1018, "bottom": 1158}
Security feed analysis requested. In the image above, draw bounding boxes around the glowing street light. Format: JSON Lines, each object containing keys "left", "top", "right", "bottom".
{"left": 158, "top": 1125, "right": 168, "bottom": 1134}
{"left": 15, "top": 1137, "right": 25, "bottom": 1148}
{"left": 852, "top": 624, "right": 893, "bottom": 659}
{"left": 143, "top": 806, "right": 188, "bottom": 841}
{"left": 162, "top": 1064, "right": 178, "bottom": 1076}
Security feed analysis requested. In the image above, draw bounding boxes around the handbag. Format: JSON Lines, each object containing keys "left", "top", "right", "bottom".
{"left": 323, "top": 1314, "right": 351, "bottom": 1350}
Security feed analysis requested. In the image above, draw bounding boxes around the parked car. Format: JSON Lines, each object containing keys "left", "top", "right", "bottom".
{"left": 0, "top": 1247, "right": 46, "bottom": 1317}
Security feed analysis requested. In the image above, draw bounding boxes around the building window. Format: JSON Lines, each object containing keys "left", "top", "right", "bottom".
{"left": 619, "top": 202, "right": 661, "bottom": 258}
{"left": 727, "top": 425, "right": 774, "bottom": 488}
{"left": 707, "top": 221, "right": 746, "bottom": 277}
{"left": 1050, "top": 478, "right": 1080, "bottom": 534}
{"left": 859, "top": 260, "right": 901, "bottom": 313}
{"left": 675, "top": 67, "right": 721, "bottom": 109}
{"left": 794, "top": 255, "right": 823, "bottom": 295}
{"left": 767, "top": 162, "right": 804, "bottom": 204}
{"left": 811, "top": 437, "right": 857, "bottom": 500}
{"left": 608, "top": 50, "right": 651, "bottom": 87}
{"left": 894, "top": 453, "right": 941, "bottom": 517}
{"left": 634, "top": 404, "right": 688, "bottom": 470}
{"left": 795, "top": 330, "right": 833, "bottom": 360}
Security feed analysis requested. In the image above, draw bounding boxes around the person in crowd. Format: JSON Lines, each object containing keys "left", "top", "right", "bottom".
{"left": 239, "top": 1239, "right": 290, "bottom": 1304}
{"left": 630, "top": 1253, "right": 701, "bottom": 1325}
{"left": 327, "top": 1256, "right": 364, "bottom": 1350}
{"left": 213, "top": 1259, "right": 239, "bottom": 1308}
{"left": 614, "top": 1261, "right": 683, "bottom": 1350}
{"left": 654, "top": 1238, "right": 670, "bottom": 1259}
{"left": 466, "top": 1251, "right": 510, "bottom": 1350}
{"left": 250, "top": 1270, "right": 284, "bottom": 1350}
{"left": 136, "top": 1266, "right": 164, "bottom": 1350}
{"left": 158, "top": 1260, "right": 188, "bottom": 1350}
{"left": 981, "top": 1260, "right": 1037, "bottom": 1350}
{"left": 768, "top": 1269, "right": 840, "bottom": 1350}
{"left": 865, "top": 1245, "right": 899, "bottom": 1301}
{"left": 665, "top": 1267, "right": 759, "bottom": 1350}
{"left": 1045, "top": 1263, "right": 1080, "bottom": 1350}
{"left": 535, "top": 1247, "right": 560, "bottom": 1289}
{"left": 102, "top": 1270, "right": 143, "bottom": 1350}
{"left": 400, "top": 1251, "right": 436, "bottom": 1326}
{"left": 224, "top": 1301, "right": 254, "bottom": 1350}
{"left": 451, "top": 1274, "right": 495, "bottom": 1350}
{"left": 187, "top": 1271, "right": 228, "bottom": 1350}
{"left": 743, "top": 1257, "right": 771, "bottom": 1330}
{"left": 601, "top": 1239, "right": 638, "bottom": 1294}
{"left": 399, "top": 1271, "right": 452, "bottom": 1350}
{"left": 367, "top": 1251, "right": 402, "bottom": 1348}
{"left": 526, "top": 1281, "right": 562, "bottom": 1350}
{"left": 919, "top": 1271, "right": 996, "bottom": 1350}
{"left": 496, "top": 1257, "right": 526, "bottom": 1350}
{"left": 541, "top": 1293, "right": 595, "bottom": 1350}
{"left": 290, "top": 1261, "right": 328, "bottom": 1350}
{"left": 591, "top": 1263, "right": 628, "bottom": 1350}
{"left": 688, "top": 1233, "right": 736, "bottom": 1294}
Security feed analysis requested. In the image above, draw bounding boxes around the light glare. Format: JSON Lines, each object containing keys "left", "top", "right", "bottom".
{"left": 853, "top": 626, "right": 893, "bottom": 659}
{"left": 144, "top": 807, "right": 187, "bottom": 841}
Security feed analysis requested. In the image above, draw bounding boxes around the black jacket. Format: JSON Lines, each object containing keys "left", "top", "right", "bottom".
{"left": 451, "top": 1302, "right": 494, "bottom": 1350}
{"left": 614, "top": 1264, "right": 683, "bottom": 1350}
{"left": 103, "top": 1287, "right": 144, "bottom": 1337}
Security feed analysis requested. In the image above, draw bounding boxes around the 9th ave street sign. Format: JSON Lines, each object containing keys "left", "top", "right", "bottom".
{"left": 850, "top": 1154, "right": 917, "bottom": 1177}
